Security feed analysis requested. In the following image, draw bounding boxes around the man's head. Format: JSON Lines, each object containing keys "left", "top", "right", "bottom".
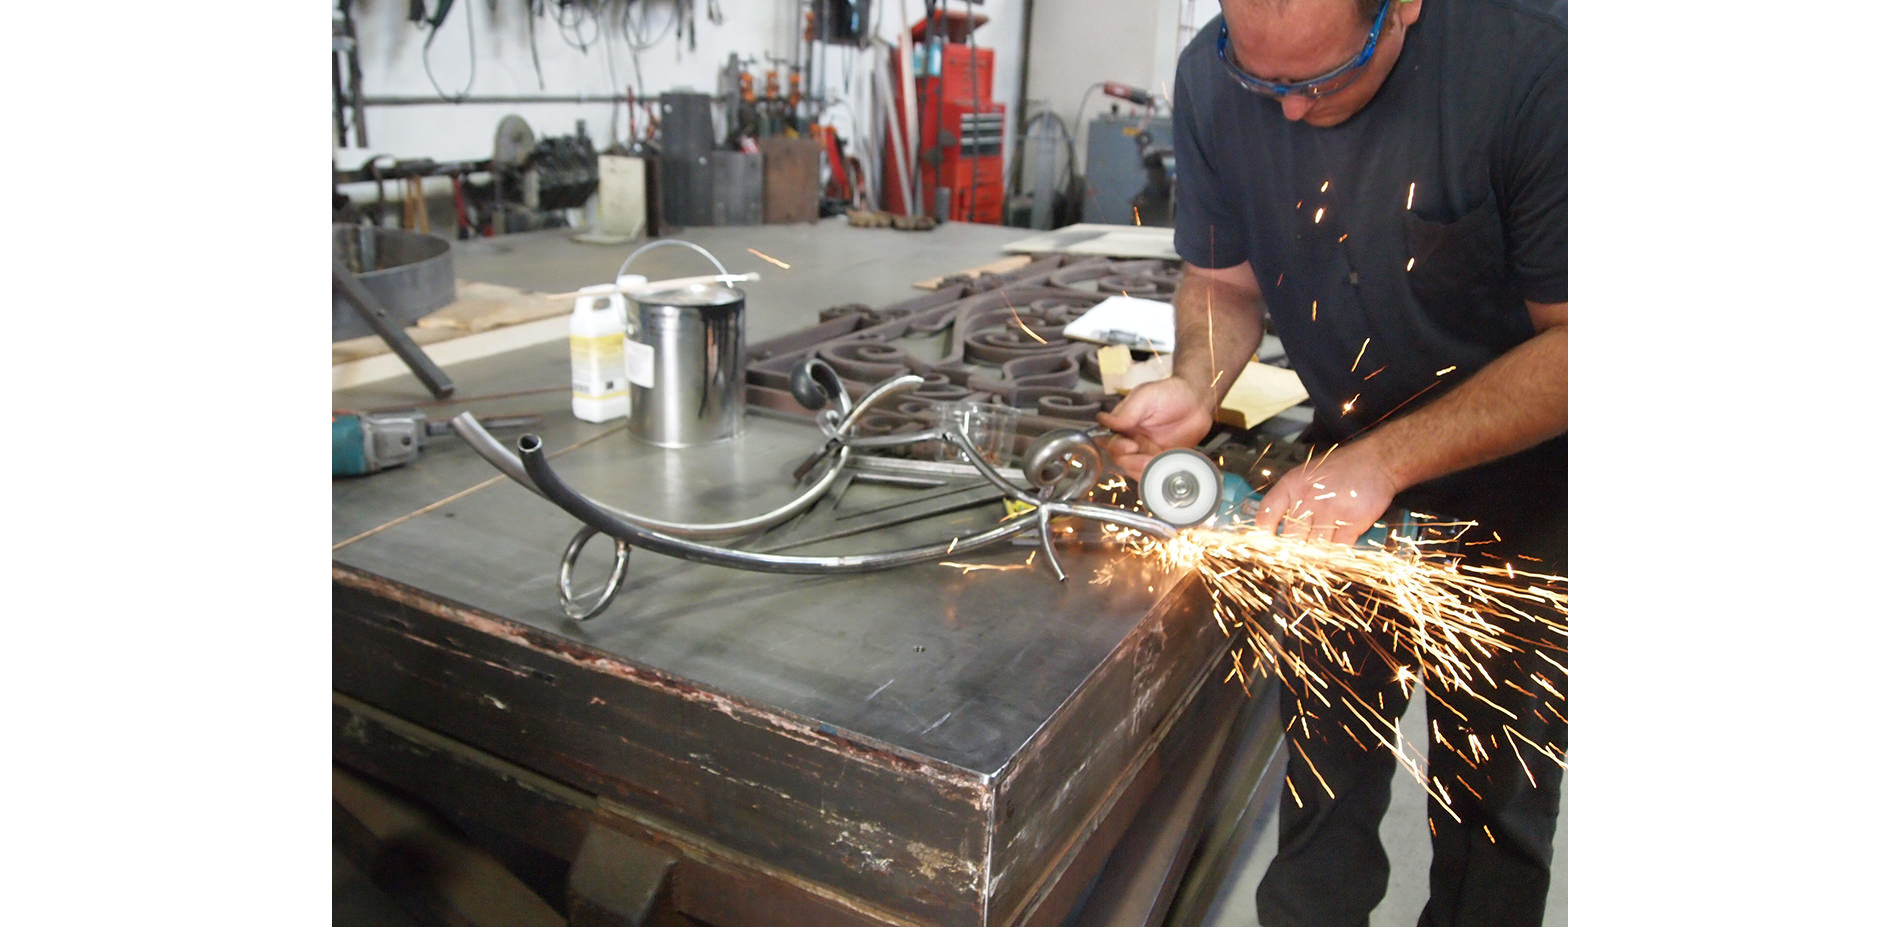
{"left": 1216, "top": 0, "right": 1423, "bottom": 127}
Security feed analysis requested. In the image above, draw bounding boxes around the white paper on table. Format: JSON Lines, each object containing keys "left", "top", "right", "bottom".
{"left": 1061, "top": 295, "right": 1176, "bottom": 353}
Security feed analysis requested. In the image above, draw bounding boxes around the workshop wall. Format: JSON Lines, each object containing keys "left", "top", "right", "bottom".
{"left": 1020, "top": 0, "right": 1218, "bottom": 173}
{"left": 334, "top": 0, "right": 1024, "bottom": 213}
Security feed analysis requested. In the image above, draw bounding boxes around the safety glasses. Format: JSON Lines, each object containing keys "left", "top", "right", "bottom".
{"left": 1215, "top": 0, "right": 1392, "bottom": 100}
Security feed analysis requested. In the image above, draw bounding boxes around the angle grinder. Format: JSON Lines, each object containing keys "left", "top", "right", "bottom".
{"left": 1137, "top": 448, "right": 1414, "bottom": 547}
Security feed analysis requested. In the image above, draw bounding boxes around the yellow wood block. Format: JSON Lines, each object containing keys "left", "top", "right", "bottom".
{"left": 1096, "top": 347, "right": 1309, "bottom": 430}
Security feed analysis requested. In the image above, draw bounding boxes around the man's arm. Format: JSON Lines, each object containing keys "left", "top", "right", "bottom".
{"left": 1255, "top": 300, "right": 1568, "bottom": 543}
{"left": 1097, "top": 262, "right": 1265, "bottom": 476}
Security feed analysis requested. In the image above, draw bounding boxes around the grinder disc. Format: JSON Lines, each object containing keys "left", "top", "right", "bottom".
{"left": 1140, "top": 448, "right": 1222, "bottom": 527}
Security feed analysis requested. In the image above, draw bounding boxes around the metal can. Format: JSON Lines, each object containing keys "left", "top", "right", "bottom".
{"left": 624, "top": 283, "right": 747, "bottom": 447}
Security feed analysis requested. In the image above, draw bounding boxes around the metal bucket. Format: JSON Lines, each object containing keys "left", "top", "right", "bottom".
{"left": 331, "top": 224, "right": 455, "bottom": 341}
{"left": 625, "top": 283, "right": 746, "bottom": 447}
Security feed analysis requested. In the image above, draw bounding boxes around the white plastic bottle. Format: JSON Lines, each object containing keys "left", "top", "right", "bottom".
{"left": 569, "top": 284, "right": 631, "bottom": 422}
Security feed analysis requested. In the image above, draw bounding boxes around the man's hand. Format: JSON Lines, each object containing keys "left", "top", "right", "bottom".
{"left": 1254, "top": 441, "right": 1399, "bottom": 544}
{"left": 1096, "top": 377, "right": 1215, "bottom": 477}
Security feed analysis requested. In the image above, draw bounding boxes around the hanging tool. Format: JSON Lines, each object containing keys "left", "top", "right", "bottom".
{"left": 1101, "top": 82, "right": 1156, "bottom": 107}
{"left": 333, "top": 410, "right": 539, "bottom": 477}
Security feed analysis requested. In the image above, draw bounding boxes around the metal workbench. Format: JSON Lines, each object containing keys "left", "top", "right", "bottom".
{"left": 332, "top": 223, "right": 1285, "bottom": 927}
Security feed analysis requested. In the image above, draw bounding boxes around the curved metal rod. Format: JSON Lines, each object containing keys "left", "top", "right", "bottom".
{"left": 451, "top": 412, "right": 851, "bottom": 541}
{"left": 518, "top": 434, "right": 1043, "bottom": 574}
{"left": 559, "top": 527, "right": 633, "bottom": 621}
{"left": 813, "top": 374, "right": 930, "bottom": 444}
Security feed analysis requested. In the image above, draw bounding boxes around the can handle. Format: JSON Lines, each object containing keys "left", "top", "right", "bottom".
{"left": 615, "top": 237, "right": 731, "bottom": 282}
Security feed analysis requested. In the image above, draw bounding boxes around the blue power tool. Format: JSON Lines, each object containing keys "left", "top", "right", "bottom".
{"left": 1137, "top": 448, "right": 1418, "bottom": 547}
{"left": 332, "top": 410, "right": 539, "bottom": 477}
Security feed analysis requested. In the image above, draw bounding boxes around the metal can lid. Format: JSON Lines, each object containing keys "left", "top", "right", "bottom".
{"left": 636, "top": 282, "right": 744, "bottom": 307}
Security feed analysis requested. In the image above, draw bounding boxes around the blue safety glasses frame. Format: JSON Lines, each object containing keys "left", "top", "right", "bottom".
{"left": 1215, "top": 0, "right": 1392, "bottom": 100}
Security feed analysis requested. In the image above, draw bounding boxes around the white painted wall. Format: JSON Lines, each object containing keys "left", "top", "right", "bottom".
{"left": 1020, "top": 0, "right": 1220, "bottom": 177}
{"left": 334, "top": 0, "right": 1023, "bottom": 213}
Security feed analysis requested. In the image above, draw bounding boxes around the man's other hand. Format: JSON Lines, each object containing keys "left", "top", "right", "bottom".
{"left": 1254, "top": 441, "right": 1399, "bottom": 545}
{"left": 1095, "top": 377, "right": 1215, "bottom": 477}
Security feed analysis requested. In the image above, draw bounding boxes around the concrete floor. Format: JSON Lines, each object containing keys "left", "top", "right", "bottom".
{"left": 1195, "top": 688, "right": 1569, "bottom": 927}
{"left": 335, "top": 220, "right": 1567, "bottom": 926}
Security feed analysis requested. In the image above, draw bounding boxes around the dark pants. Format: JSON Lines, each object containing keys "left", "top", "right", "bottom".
{"left": 1256, "top": 440, "right": 1568, "bottom": 927}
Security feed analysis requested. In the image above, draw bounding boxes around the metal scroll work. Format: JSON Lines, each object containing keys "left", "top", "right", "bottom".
{"left": 452, "top": 256, "right": 1189, "bottom": 621}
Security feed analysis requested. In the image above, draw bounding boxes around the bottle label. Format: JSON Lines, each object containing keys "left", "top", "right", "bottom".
{"left": 571, "top": 334, "right": 627, "bottom": 399}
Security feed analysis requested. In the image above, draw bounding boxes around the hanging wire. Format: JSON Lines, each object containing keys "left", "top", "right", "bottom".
{"left": 527, "top": 0, "right": 546, "bottom": 90}
{"left": 422, "top": 0, "right": 478, "bottom": 102}
{"left": 555, "top": 0, "right": 603, "bottom": 52}
{"left": 621, "top": 0, "right": 679, "bottom": 53}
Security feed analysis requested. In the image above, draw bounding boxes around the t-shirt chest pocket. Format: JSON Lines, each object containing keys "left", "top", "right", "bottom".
{"left": 1400, "top": 190, "right": 1517, "bottom": 330}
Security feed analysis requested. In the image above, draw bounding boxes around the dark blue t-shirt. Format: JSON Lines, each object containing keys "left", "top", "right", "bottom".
{"left": 1173, "top": 0, "right": 1568, "bottom": 562}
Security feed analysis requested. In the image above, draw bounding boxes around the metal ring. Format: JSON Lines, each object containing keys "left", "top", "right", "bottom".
{"left": 1021, "top": 428, "right": 1103, "bottom": 501}
{"left": 558, "top": 526, "right": 633, "bottom": 621}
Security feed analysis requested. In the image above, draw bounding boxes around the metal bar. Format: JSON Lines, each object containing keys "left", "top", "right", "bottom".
{"left": 333, "top": 259, "right": 455, "bottom": 399}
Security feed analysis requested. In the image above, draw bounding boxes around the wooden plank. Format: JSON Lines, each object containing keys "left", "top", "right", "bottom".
{"left": 334, "top": 765, "right": 567, "bottom": 927}
{"left": 333, "top": 280, "right": 571, "bottom": 365}
{"left": 912, "top": 255, "right": 1035, "bottom": 290}
{"left": 759, "top": 137, "right": 822, "bottom": 224}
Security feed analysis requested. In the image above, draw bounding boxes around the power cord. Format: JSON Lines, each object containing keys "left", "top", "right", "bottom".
{"left": 422, "top": 0, "right": 477, "bottom": 102}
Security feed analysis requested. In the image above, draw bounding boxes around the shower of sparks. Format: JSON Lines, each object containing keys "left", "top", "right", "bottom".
{"left": 1003, "top": 293, "right": 1048, "bottom": 344}
{"left": 747, "top": 248, "right": 792, "bottom": 269}
{"left": 1114, "top": 522, "right": 1568, "bottom": 813}
{"left": 1406, "top": 182, "right": 1417, "bottom": 210}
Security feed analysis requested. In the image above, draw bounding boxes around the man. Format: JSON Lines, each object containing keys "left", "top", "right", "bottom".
{"left": 1096, "top": 0, "right": 1567, "bottom": 924}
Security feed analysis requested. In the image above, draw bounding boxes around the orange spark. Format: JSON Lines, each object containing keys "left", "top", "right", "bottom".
{"left": 1320, "top": 180, "right": 1331, "bottom": 193}
{"left": 1003, "top": 294, "right": 1047, "bottom": 344}
{"left": 1406, "top": 182, "right": 1417, "bottom": 211}
{"left": 1338, "top": 233, "right": 1349, "bottom": 243}
{"left": 1314, "top": 207, "right": 1326, "bottom": 224}
{"left": 1406, "top": 257, "right": 1416, "bottom": 271}
{"left": 1342, "top": 394, "right": 1359, "bottom": 414}
{"left": 1291, "top": 739, "right": 1337, "bottom": 799}
{"left": 1436, "top": 365, "right": 1458, "bottom": 377}
{"left": 747, "top": 248, "right": 792, "bottom": 269}
{"left": 1351, "top": 338, "right": 1369, "bottom": 371}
